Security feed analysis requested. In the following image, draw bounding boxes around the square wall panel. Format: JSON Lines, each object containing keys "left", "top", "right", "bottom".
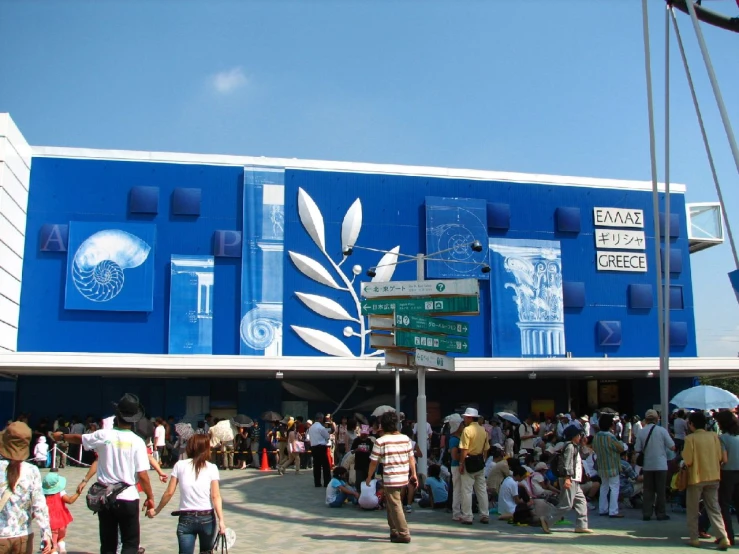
{"left": 487, "top": 202, "right": 511, "bottom": 230}
{"left": 39, "top": 224, "right": 68, "bottom": 252}
{"left": 172, "top": 188, "right": 201, "bottom": 216}
{"left": 129, "top": 186, "right": 159, "bottom": 214}
{"left": 659, "top": 212, "right": 680, "bottom": 238}
{"left": 556, "top": 207, "right": 581, "bottom": 233}
{"left": 628, "top": 284, "right": 653, "bottom": 309}
{"left": 597, "top": 320, "right": 622, "bottom": 346}
{"left": 670, "top": 321, "right": 688, "bottom": 347}
{"left": 563, "top": 281, "right": 585, "bottom": 308}
{"left": 661, "top": 247, "right": 683, "bottom": 274}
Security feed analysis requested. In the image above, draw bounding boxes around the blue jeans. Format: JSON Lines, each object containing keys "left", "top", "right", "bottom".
{"left": 328, "top": 490, "right": 357, "bottom": 508}
{"left": 176, "top": 513, "right": 216, "bottom": 554}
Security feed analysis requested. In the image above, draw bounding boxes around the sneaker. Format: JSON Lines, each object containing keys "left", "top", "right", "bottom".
{"left": 390, "top": 535, "right": 411, "bottom": 544}
{"left": 480, "top": 517, "right": 490, "bottom": 524}
{"left": 587, "top": 502, "right": 596, "bottom": 510}
{"left": 404, "top": 505, "right": 412, "bottom": 513}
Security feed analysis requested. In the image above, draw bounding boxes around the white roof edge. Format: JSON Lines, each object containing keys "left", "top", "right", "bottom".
{"left": 0, "top": 352, "right": 731, "bottom": 375}
{"left": 30, "top": 145, "right": 686, "bottom": 194}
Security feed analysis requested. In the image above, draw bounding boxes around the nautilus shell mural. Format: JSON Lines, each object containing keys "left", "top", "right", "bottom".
{"left": 65, "top": 222, "right": 156, "bottom": 312}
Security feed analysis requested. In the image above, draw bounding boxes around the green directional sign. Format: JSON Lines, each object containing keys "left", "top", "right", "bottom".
{"left": 393, "top": 312, "right": 469, "bottom": 337}
{"left": 394, "top": 331, "right": 469, "bottom": 354}
{"left": 361, "top": 295, "right": 479, "bottom": 316}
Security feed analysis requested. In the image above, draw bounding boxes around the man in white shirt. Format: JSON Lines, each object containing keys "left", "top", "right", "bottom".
{"left": 673, "top": 410, "right": 687, "bottom": 452}
{"left": 54, "top": 394, "right": 154, "bottom": 554}
{"left": 518, "top": 414, "right": 536, "bottom": 451}
{"left": 412, "top": 420, "right": 432, "bottom": 442}
{"left": 308, "top": 412, "right": 331, "bottom": 488}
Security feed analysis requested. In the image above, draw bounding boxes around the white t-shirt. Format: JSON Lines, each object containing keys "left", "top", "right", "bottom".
{"left": 413, "top": 422, "right": 432, "bottom": 438}
{"left": 498, "top": 476, "right": 519, "bottom": 515}
{"left": 518, "top": 423, "right": 535, "bottom": 450}
{"left": 82, "top": 428, "right": 149, "bottom": 502}
{"left": 359, "top": 479, "right": 379, "bottom": 509}
{"left": 154, "top": 425, "right": 166, "bottom": 448}
{"left": 171, "top": 459, "right": 220, "bottom": 511}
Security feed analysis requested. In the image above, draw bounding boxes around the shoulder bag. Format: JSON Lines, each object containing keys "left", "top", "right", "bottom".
{"left": 635, "top": 425, "right": 656, "bottom": 467}
{"left": 86, "top": 482, "right": 129, "bottom": 513}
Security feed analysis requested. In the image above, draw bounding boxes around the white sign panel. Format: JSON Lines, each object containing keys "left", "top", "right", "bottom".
{"left": 414, "top": 349, "right": 455, "bottom": 372}
{"left": 361, "top": 278, "right": 479, "bottom": 299}
{"left": 594, "top": 230, "right": 646, "bottom": 251}
{"left": 593, "top": 207, "right": 644, "bottom": 229}
{"left": 596, "top": 250, "right": 648, "bottom": 272}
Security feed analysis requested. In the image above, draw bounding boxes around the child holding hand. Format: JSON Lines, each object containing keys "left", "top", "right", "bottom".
{"left": 42, "top": 473, "right": 80, "bottom": 554}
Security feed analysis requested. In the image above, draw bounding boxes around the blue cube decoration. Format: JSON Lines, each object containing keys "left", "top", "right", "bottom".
{"left": 39, "top": 224, "right": 69, "bottom": 252}
{"left": 172, "top": 188, "right": 201, "bottom": 216}
{"left": 730, "top": 269, "right": 739, "bottom": 305}
{"left": 661, "top": 247, "right": 683, "bottom": 274}
{"left": 129, "top": 186, "right": 159, "bottom": 214}
{"left": 628, "top": 284, "right": 653, "bottom": 309}
{"left": 597, "top": 320, "right": 622, "bottom": 346}
{"left": 670, "top": 321, "right": 689, "bottom": 347}
{"left": 563, "top": 281, "right": 586, "bottom": 308}
{"left": 213, "top": 230, "right": 242, "bottom": 258}
{"left": 556, "top": 207, "right": 581, "bottom": 233}
{"left": 669, "top": 286, "right": 684, "bottom": 310}
{"left": 487, "top": 202, "right": 511, "bottom": 230}
{"left": 659, "top": 212, "right": 680, "bottom": 238}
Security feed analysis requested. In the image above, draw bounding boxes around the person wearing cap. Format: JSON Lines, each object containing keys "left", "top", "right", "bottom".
{"left": 634, "top": 409, "right": 675, "bottom": 522}
{"left": 277, "top": 418, "right": 301, "bottom": 476}
{"left": 42, "top": 472, "right": 80, "bottom": 554}
{"left": 0, "top": 421, "right": 53, "bottom": 554}
{"left": 683, "top": 411, "right": 731, "bottom": 549}
{"left": 592, "top": 413, "right": 625, "bottom": 518}
{"left": 458, "top": 407, "right": 490, "bottom": 525}
{"left": 542, "top": 425, "right": 591, "bottom": 535}
{"left": 555, "top": 414, "right": 569, "bottom": 440}
{"left": 579, "top": 415, "right": 591, "bottom": 438}
{"left": 52, "top": 393, "right": 154, "bottom": 554}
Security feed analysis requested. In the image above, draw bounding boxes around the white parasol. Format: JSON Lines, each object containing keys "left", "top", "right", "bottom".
{"left": 209, "top": 419, "right": 235, "bottom": 442}
{"left": 175, "top": 422, "right": 194, "bottom": 442}
{"left": 372, "top": 405, "right": 396, "bottom": 417}
{"left": 496, "top": 411, "right": 521, "bottom": 425}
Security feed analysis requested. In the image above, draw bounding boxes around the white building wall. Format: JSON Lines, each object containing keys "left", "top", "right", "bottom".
{"left": 0, "top": 114, "right": 31, "bottom": 351}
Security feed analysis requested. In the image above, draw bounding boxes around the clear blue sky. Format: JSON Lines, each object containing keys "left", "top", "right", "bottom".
{"left": 1, "top": 0, "right": 737, "bottom": 356}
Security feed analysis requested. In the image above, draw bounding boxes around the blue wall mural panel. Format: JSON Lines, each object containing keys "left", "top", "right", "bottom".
{"left": 169, "top": 255, "right": 214, "bottom": 354}
{"left": 240, "top": 167, "right": 285, "bottom": 356}
{"left": 489, "top": 238, "right": 565, "bottom": 357}
{"left": 64, "top": 222, "right": 156, "bottom": 312}
{"left": 425, "top": 197, "right": 489, "bottom": 280}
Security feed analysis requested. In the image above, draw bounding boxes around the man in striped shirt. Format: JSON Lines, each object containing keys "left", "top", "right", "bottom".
{"left": 367, "top": 411, "right": 417, "bottom": 544}
{"left": 592, "top": 413, "right": 625, "bottom": 518}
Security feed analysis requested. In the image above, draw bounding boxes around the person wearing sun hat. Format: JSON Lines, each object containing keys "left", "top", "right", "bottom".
{"left": 41, "top": 472, "right": 81, "bottom": 554}
{"left": 52, "top": 393, "right": 154, "bottom": 554}
{"left": 0, "top": 421, "right": 53, "bottom": 554}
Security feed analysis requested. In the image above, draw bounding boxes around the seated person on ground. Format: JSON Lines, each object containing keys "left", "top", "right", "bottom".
{"left": 419, "top": 464, "right": 448, "bottom": 509}
{"left": 359, "top": 478, "right": 380, "bottom": 510}
{"left": 497, "top": 466, "right": 531, "bottom": 522}
{"left": 326, "top": 466, "right": 359, "bottom": 508}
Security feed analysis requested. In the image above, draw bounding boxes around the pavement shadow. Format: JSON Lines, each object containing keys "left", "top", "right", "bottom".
{"left": 303, "top": 533, "right": 389, "bottom": 542}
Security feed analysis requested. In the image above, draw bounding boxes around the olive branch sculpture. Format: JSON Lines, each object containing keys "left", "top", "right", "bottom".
{"left": 288, "top": 187, "right": 400, "bottom": 357}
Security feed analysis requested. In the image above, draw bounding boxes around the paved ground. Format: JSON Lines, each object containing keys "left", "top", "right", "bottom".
{"left": 47, "top": 466, "right": 716, "bottom": 553}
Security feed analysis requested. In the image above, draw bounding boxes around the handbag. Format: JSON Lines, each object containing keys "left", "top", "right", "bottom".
{"left": 289, "top": 441, "right": 306, "bottom": 454}
{"left": 212, "top": 532, "right": 228, "bottom": 554}
{"left": 636, "top": 425, "right": 656, "bottom": 467}
{"left": 676, "top": 466, "right": 689, "bottom": 491}
{"left": 464, "top": 454, "right": 485, "bottom": 474}
{"left": 85, "top": 482, "right": 129, "bottom": 513}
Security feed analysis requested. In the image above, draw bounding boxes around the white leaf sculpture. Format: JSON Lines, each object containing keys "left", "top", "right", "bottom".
{"left": 292, "top": 325, "right": 354, "bottom": 357}
{"left": 298, "top": 187, "right": 326, "bottom": 252}
{"left": 371, "top": 245, "right": 400, "bottom": 282}
{"left": 296, "top": 292, "right": 357, "bottom": 321}
{"left": 289, "top": 252, "right": 341, "bottom": 289}
{"left": 341, "top": 199, "right": 362, "bottom": 253}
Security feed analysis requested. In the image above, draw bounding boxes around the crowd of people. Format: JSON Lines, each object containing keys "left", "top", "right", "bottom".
{"left": 3, "top": 400, "right": 739, "bottom": 550}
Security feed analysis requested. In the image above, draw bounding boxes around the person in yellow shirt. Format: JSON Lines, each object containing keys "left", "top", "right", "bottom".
{"left": 683, "top": 411, "right": 730, "bottom": 550}
{"left": 458, "top": 407, "right": 490, "bottom": 525}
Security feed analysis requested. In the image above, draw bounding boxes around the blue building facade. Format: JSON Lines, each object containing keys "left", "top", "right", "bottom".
{"left": 10, "top": 152, "right": 699, "bottom": 423}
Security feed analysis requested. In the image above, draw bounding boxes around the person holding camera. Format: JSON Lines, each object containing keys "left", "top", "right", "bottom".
{"left": 366, "top": 411, "right": 417, "bottom": 544}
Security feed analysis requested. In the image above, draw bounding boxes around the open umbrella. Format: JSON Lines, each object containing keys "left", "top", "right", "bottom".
{"left": 210, "top": 420, "right": 235, "bottom": 442}
{"left": 261, "top": 411, "right": 282, "bottom": 422}
{"left": 354, "top": 413, "right": 368, "bottom": 424}
{"left": 231, "top": 415, "right": 253, "bottom": 427}
{"left": 372, "top": 405, "right": 396, "bottom": 417}
{"left": 671, "top": 385, "right": 739, "bottom": 411}
{"left": 599, "top": 407, "right": 618, "bottom": 414}
{"left": 175, "top": 422, "right": 194, "bottom": 441}
{"left": 496, "top": 412, "right": 521, "bottom": 425}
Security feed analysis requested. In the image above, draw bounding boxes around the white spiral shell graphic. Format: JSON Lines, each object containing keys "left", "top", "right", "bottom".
{"left": 72, "top": 229, "right": 152, "bottom": 302}
{"left": 240, "top": 305, "right": 282, "bottom": 350}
